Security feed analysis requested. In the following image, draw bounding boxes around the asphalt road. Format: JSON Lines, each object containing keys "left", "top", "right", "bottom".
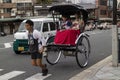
{"left": 0, "top": 29, "right": 112, "bottom": 80}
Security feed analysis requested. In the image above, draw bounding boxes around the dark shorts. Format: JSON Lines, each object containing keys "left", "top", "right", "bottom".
{"left": 31, "top": 52, "right": 42, "bottom": 59}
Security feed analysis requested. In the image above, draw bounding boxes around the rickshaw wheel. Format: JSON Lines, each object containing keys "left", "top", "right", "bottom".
{"left": 46, "top": 36, "right": 62, "bottom": 65}
{"left": 75, "top": 35, "right": 90, "bottom": 68}
{"left": 46, "top": 49, "right": 62, "bottom": 65}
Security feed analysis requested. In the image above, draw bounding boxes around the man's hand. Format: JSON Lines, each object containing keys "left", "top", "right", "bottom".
{"left": 39, "top": 46, "right": 44, "bottom": 53}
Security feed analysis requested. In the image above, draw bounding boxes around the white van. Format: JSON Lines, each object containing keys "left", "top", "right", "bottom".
{"left": 13, "top": 17, "right": 59, "bottom": 54}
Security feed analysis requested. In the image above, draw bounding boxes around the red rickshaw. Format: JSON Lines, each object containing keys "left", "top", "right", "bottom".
{"left": 45, "top": 3, "right": 90, "bottom": 68}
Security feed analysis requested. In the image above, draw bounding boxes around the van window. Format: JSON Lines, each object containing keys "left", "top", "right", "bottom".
{"left": 43, "top": 23, "right": 49, "bottom": 32}
{"left": 34, "top": 21, "right": 41, "bottom": 31}
{"left": 18, "top": 22, "right": 25, "bottom": 31}
{"left": 49, "top": 22, "right": 59, "bottom": 30}
{"left": 49, "top": 22, "right": 56, "bottom": 31}
{"left": 18, "top": 21, "right": 42, "bottom": 32}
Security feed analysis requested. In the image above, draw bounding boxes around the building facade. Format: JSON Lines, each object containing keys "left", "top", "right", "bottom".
{"left": 95, "top": 0, "right": 120, "bottom": 19}
{"left": 0, "top": 0, "right": 16, "bottom": 18}
{"left": 0, "top": 0, "right": 33, "bottom": 34}
{"left": 0, "top": 0, "right": 33, "bottom": 18}
{"left": 95, "top": 0, "right": 109, "bottom": 19}
{"left": 0, "top": 0, "right": 119, "bottom": 19}
{"left": 16, "top": 0, "right": 33, "bottom": 17}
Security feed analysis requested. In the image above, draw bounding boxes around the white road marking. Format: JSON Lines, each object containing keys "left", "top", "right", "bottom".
{"left": 25, "top": 73, "right": 52, "bottom": 80}
{"left": 0, "top": 42, "right": 13, "bottom": 49}
{"left": 4, "top": 43, "right": 11, "bottom": 48}
{"left": 0, "top": 69, "right": 3, "bottom": 71}
{"left": 0, "top": 69, "right": 51, "bottom": 80}
{"left": 0, "top": 71, "right": 25, "bottom": 80}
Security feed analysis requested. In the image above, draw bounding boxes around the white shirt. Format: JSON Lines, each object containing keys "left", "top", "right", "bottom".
{"left": 26, "top": 29, "right": 46, "bottom": 50}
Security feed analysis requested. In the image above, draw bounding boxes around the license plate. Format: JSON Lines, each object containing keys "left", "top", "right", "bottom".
{"left": 18, "top": 47, "right": 24, "bottom": 51}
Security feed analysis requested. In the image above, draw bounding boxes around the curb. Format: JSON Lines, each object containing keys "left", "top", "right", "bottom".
{"left": 69, "top": 55, "right": 112, "bottom": 80}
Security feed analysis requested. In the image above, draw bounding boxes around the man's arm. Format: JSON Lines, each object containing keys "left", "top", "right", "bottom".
{"left": 35, "top": 30, "right": 46, "bottom": 53}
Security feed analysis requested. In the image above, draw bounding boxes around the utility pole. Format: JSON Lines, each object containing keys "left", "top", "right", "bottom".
{"left": 112, "top": 0, "right": 118, "bottom": 67}
{"left": 108, "top": 0, "right": 111, "bottom": 18}
{"left": 113, "top": 0, "right": 117, "bottom": 25}
{"left": 31, "top": 0, "right": 35, "bottom": 16}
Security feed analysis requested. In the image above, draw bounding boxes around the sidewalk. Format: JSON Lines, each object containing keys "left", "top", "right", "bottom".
{"left": 70, "top": 55, "right": 120, "bottom": 80}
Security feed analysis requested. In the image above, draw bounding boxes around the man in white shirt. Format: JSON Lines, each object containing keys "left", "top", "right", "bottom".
{"left": 25, "top": 20, "right": 48, "bottom": 76}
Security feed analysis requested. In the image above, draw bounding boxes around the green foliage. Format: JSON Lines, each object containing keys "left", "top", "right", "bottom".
{"left": 36, "top": 0, "right": 53, "bottom": 4}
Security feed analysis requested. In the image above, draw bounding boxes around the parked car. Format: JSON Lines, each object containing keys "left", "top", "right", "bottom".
{"left": 0, "top": 32, "right": 6, "bottom": 36}
{"left": 97, "top": 22, "right": 112, "bottom": 30}
{"left": 85, "top": 22, "right": 96, "bottom": 31}
{"left": 13, "top": 17, "right": 59, "bottom": 54}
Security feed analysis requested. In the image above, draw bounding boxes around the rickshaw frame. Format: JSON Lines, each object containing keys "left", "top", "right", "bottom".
{"left": 45, "top": 3, "right": 91, "bottom": 68}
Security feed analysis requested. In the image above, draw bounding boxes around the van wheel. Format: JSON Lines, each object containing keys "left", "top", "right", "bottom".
{"left": 14, "top": 51, "right": 21, "bottom": 54}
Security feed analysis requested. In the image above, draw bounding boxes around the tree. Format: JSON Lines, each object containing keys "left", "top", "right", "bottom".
{"left": 36, "top": 0, "right": 53, "bottom": 4}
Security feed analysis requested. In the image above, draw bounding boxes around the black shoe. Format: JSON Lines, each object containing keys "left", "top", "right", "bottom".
{"left": 42, "top": 68, "right": 48, "bottom": 76}
{"left": 42, "top": 64, "right": 47, "bottom": 73}
{"left": 42, "top": 64, "right": 48, "bottom": 76}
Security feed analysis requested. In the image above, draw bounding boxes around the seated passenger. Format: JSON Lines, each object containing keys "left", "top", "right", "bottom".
{"left": 72, "top": 12, "right": 84, "bottom": 30}
{"left": 54, "top": 14, "right": 80, "bottom": 45}
{"left": 60, "top": 14, "right": 72, "bottom": 30}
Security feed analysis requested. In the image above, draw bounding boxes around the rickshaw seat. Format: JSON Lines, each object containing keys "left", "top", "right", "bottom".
{"left": 54, "top": 29, "right": 80, "bottom": 45}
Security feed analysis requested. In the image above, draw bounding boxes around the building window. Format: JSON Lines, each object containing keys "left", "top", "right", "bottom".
{"left": 3, "top": 8, "right": 11, "bottom": 13}
{"left": 25, "top": 3, "right": 32, "bottom": 7}
{"left": 17, "top": 3, "right": 24, "bottom": 7}
{"left": 49, "top": 22, "right": 59, "bottom": 30}
{"left": 3, "top": 0, "right": 11, "bottom": 3}
{"left": 17, "top": 3, "right": 32, "bottom": 7}
{"left": 17, "top": 3, "right": 32, "bottom": 10}
{"left": 100, "top": 10, "right": 107, "bottom": 15}
{"left": 100, "top": 0, "right": 107, "bottom": 6}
